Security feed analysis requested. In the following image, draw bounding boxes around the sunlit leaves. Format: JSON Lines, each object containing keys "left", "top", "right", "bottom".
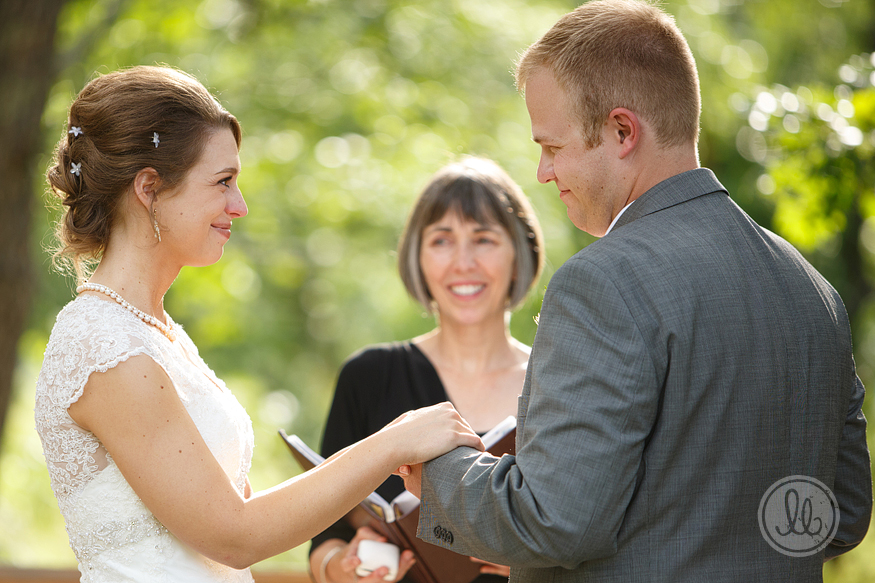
{"left": 746, "top": 54, "right": 875, "bottom": 254}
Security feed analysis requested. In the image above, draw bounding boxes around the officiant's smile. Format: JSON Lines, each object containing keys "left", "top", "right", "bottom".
{"left": 419, "top": 212, "right": 516, "bottom": 328}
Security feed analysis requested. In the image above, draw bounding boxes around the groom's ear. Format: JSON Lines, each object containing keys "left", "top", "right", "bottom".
{"left": 606, "top": 108, "right": 641, "bottom": 159}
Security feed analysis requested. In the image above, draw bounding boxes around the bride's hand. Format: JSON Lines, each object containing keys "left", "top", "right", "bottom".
{"left": 379, "top": 402, "right": 484, "bottom": 468}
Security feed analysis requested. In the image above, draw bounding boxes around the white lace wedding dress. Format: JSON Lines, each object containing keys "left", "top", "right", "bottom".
{"left": 35, "top": 295, "right": 256, "bottom": 583}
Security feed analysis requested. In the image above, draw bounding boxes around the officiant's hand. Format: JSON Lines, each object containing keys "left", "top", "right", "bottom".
{"left": 313, "top": 527, "right": 416, "bottom": 583}
{"left": 396, "top": 463, "right": 422, "bottom": 499}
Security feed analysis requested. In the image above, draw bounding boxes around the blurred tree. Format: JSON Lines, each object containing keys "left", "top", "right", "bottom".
{"left": 0, "top": 0, "right": 129, "bottom": 453}
{"left": 0, "top": 0, "right": 66, "bottom": 454}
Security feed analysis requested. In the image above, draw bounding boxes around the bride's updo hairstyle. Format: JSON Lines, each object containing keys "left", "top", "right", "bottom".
{"left": 47, "top": 65, "right": 241, "bottom": 281}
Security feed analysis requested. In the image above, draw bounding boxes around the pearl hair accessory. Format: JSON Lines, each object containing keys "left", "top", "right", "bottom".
{"left": 70, "top": 162, "right": 82, "bottom": 176}
{"left": 76, "top": 282, "right": 176, "bottom": 341}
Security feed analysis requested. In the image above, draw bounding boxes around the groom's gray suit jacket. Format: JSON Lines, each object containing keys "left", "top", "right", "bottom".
{"left": 416, "top": 168, "right": 872, "bottom": 582}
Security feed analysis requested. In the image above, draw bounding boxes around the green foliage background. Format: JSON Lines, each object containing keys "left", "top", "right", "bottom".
{"left": 1, "top": 0, "right": 873, "bottom": 578}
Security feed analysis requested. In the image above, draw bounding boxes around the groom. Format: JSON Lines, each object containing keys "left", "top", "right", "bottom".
{"left": 403, "top": 1, "right": 872, "bottom": 581}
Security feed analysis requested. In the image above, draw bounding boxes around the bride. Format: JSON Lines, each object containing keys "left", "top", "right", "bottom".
{"left": 34, "top": 65, "right": 483, "bottom": 583}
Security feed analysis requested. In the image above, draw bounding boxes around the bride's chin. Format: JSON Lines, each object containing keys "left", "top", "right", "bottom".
{"left": 186, "top": 251, "right": 225, "bottom": 269}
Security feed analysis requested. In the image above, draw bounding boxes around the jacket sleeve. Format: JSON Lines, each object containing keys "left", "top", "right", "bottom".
{"left": 824, "top": 371, "right": 872, "bottom": 560}
{"left": 417, "top": 258, "right": 661, "bottom": 569}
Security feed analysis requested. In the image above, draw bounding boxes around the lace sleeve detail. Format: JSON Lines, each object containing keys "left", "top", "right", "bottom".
{"left": 34, "top": 297, "right": 170, "bottom": 501}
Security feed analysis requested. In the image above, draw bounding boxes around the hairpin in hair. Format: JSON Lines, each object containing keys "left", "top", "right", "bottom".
{"left": 152, "top": 132, "right": 160, "bottom": 148}
{"left": 70, "top": 162, "right": 82, "bottom": 176}
{"left": 68, "top": 126, "right": 83, "bottom": 137}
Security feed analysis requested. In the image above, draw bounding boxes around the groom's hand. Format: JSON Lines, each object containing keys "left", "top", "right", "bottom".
{"left": 396, "top": 463, "right": 422, "bottom": 498}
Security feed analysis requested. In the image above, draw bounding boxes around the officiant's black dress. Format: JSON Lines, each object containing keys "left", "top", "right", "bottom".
{"left": 310, "top": 341, "right": 507, "bottom": 583}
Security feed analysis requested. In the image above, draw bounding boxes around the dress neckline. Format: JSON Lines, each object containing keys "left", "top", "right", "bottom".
{"left": 404, "top": 342, "right": 493, "bottom": 437}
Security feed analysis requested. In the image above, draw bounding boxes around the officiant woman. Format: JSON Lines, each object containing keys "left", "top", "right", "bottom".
{"left": 309, "top": 157, "right": 545, "bottom": 583}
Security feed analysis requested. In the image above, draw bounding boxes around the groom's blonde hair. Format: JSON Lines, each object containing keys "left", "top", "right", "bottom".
{"left": 516, "top": 0, "right": 700, "bottom": 148}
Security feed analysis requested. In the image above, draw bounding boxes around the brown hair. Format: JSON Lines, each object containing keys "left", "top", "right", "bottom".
{"left": 515, "top": 0, "right": 700, "bottom": 148}
{"left": 398, "top": 157, "right": 545, "bottom": 312}
{"left": 47, "top": 65, "right": 241, "bottom": 281}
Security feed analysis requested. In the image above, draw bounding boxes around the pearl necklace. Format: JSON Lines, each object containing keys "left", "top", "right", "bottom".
{"left": 76, "top": 282, "right": 176, "bottom": 341}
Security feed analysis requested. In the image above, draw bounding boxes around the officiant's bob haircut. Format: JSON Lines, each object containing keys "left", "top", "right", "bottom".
{"left": 398, "top": 157, "right": 544, "bottom": 312}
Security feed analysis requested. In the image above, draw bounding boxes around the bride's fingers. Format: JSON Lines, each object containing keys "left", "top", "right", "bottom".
{"left": 461, "top": 432, "right": 486, "bottom": 451}
{"left": 454, "top": 416, "right": 485, "bottom": 451}
{"left": 385, "top": 402, "right": 485, "bottom": 462}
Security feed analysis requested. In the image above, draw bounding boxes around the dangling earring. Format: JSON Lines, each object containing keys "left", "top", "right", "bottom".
{"left": 152, "top": 207, "right": 161, "bottom": 242}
